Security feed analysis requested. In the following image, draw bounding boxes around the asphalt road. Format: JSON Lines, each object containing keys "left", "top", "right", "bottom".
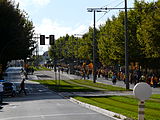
{"left": 34, "top": 70, "right": 81, "bottom": 80}
{"left": 0, "top": 67, "right": 117, "bottom": 120}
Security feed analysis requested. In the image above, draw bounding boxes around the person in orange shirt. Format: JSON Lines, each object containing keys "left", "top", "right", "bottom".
{"left": 88, "top": 62, "right": 93, "bottom": 75}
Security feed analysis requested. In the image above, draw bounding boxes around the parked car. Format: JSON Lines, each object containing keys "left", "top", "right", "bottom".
{"left": 2, "top": 82, "right": 17, "bottom": 97}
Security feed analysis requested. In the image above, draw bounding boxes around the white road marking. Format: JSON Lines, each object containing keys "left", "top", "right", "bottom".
{"left": 0, "top": 112, "right": 98, "bottom": 120}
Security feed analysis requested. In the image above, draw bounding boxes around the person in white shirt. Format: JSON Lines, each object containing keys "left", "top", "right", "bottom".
{"left": 0, "top": 83, "right": 4, "bottom": 105}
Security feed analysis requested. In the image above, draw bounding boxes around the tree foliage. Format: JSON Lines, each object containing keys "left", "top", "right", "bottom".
{"left": 0, "top": 0, "right": 35, "bottom": 67}
{"left": 49, "top": 0, "right": 160, "bottom": 69}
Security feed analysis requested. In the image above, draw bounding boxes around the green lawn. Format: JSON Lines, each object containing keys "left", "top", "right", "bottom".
{"left": 74, "top": 95, "right": 160, "bottom": 120}
{"left": 32, "top": 66, "right": 51, "bottom": 71}
{"left": 71, "top": 79, "right": 127, "bottom": 91}
{"left": 33, "top": 79, "right": 127, "bottom": 92}
{"left": 33, "top": 79, "right": 160, "bottom": 120}
{"left": 33, "top": 80, "right": 98, "bottom": 92}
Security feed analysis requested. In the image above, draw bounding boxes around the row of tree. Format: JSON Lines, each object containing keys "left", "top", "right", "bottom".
{"left": 0, "top": 0, "right": 35, "bottom": 76}
{"left": 49, "top": 0, "right": 160, "bottom": 70}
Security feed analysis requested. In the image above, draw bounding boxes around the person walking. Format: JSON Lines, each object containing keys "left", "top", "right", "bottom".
{"left": 0, "top": 83, "right": 4, "bottom": 105}
{"left": 19, "top": 79, "right": 27, "bottom": 95}
{"left": 112, "top": 73, "right": 117, "bottom": 85}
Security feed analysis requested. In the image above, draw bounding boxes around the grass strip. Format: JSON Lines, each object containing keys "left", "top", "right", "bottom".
{"left": 32, "top": 80, "right": 160, "bottom": 120}
{"left": 33, "top": 79, "right": 128, "bottom": 92}
{"left": 70, "top": 79, "right": 127, "bottom": 91}
{"left": 74, "top": 95, "right": 160, "bottom": 120}
{"left": 66, "top": 80, "right": 106, "bottom": 91}
{"left": 32, "top": 66, "right": 51, "bottom": 71}
{"left": 33, "top": 80, "right": 98, "bottom": 92}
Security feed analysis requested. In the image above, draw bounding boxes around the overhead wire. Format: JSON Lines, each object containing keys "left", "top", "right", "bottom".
{"left": 153, "top": 0, "right": 160, "bottom": 10}
{"left": 101, "top": 0, "right": 119, "bottom": 8}
{"left": 97, "top": 0, "right": 124, "bottom": 22}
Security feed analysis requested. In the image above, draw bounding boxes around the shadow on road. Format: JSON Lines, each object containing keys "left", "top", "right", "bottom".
{"left": 3, "top": 82, "right": 66, "bottom": 103}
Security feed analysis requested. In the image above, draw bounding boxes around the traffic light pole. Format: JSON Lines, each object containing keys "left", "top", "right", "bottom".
{"left": 39, "top": 34, "right": 58, "bottom": 86}
{"left": 54, "top": 49, "right": 57, "bottom": 90}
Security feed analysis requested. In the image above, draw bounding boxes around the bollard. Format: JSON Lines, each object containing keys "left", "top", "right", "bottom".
{"left": 138, "top": 101, "right": 145, "bottom": 120}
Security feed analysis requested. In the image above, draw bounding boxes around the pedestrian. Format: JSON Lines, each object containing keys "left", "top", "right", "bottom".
{"left": 61, "top": 67, "right": 64, "bottom": 74}
{"left": 66, "top": 67, "right": 69, "bottom": 74}
{"left": 86, "top": 69, "right": 90, "bottom": 79}
{"left": 151, "top": 74, "right": 158, "bottom": 88}
{"left": 81, "top": 69, "right": 86, "bottom": 80}
{"left": 31, "top": 68, "right": 34, "bottom": 75}
{"left": 112, "top": 73, "right": 117, "bottom": 85}
{"left": 0, "top": 83, "right": 4, "bottom": 105}
{"left": 24, "top": 71, "right": 28, "bottom": 79}
{"left": 19, "top": 79, "right": 27, "bottom": 95}
{"left": 133, "top": 71, "right": 138, "bottom": 85}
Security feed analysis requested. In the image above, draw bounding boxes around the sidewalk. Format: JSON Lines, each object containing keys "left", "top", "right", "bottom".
{"left": 97, "top": 77, "right": 160, "bottom": 94}
{"left": 50, "top": 70, "right": 160, "bottom": 94}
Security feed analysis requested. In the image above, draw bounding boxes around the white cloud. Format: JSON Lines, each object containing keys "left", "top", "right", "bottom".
{"left": 70, "top": 24, "right": 88, "bottom": 36}
{"left": 35, "top": 18, "right": 88, "bottom": 54}
{"left": 32, "top": 0, "right": 50, "bottom": 6}
{"left": 35, "top": 18, "right": 88, "bottom": 39}
{"left": 14, "top": 0, "right": 28, "bottom": 8}
{"left": 14, "top": 0, "right": 51, "bottom": 8}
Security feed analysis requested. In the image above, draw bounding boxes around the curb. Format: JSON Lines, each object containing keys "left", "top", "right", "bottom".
{"left": 57, "top": 91, "right": 127, "bottom": 120}
{"left": 69, "top": 97, "right": 127, "bottom": 120}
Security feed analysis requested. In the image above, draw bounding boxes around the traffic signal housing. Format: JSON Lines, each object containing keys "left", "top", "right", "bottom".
{"left": 40, "top": 35, "right": 45, "bottom": 45}
{"left": 49, "top": 35, "right": 55, "bottom": 45}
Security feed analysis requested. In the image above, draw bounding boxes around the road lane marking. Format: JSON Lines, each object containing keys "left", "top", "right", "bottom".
{"left": 0, "top": 112, "right": 99, "bottom": 120}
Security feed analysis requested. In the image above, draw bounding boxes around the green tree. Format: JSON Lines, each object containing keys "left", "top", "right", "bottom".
{"left": 0, "top": 0, "right": 35, "bottom": 76}
{"left": 50, "top": 0, "right": 160, "bottom": 71}
{"left": 98, "top": 15, "right": 124, "bottom": 66}
{"left": 136, "top": 1, "right": 160, "bottom": 69}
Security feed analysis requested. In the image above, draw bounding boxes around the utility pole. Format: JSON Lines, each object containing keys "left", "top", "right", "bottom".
{"left": 33, "top": 33, "right": 40, "bottom": 58}
{"left": 87, "top": 8, "right": 107, "bottom": 83}
{"left": 87, "top": 0, "right": 130, "bottom": 89}
{"left": 93, "top": 10, "right": 96, "bottom": 83}
{"left": 124, "top": 0, "right": 129, "bottom": 89}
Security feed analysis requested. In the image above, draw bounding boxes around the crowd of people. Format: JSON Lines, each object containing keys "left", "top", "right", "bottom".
{"left": 55, "top": 62, "right": 160, "bottom": 88}
{"left": 42, "top": 61, "right": 160, "bottom": 88}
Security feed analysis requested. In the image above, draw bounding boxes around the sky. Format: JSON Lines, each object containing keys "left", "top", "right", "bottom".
{"left": 14, "top": 0, "right": 155, "bottom": 54}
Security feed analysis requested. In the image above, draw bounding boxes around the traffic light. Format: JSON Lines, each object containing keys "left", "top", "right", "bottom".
{"left": 40, "top": 35, "right": 45, "bottom": 45}
{"left": 49, "top": 35, "right": 55, "bottom": 45}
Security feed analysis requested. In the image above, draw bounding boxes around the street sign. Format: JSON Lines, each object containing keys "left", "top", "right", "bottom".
{"left": 133, "top": 82, "right": 152, "bottom": 101}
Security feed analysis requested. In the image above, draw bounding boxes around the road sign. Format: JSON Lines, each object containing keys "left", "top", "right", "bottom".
{"left": 133, "top": 82, "right": 152, "bottom": 101}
